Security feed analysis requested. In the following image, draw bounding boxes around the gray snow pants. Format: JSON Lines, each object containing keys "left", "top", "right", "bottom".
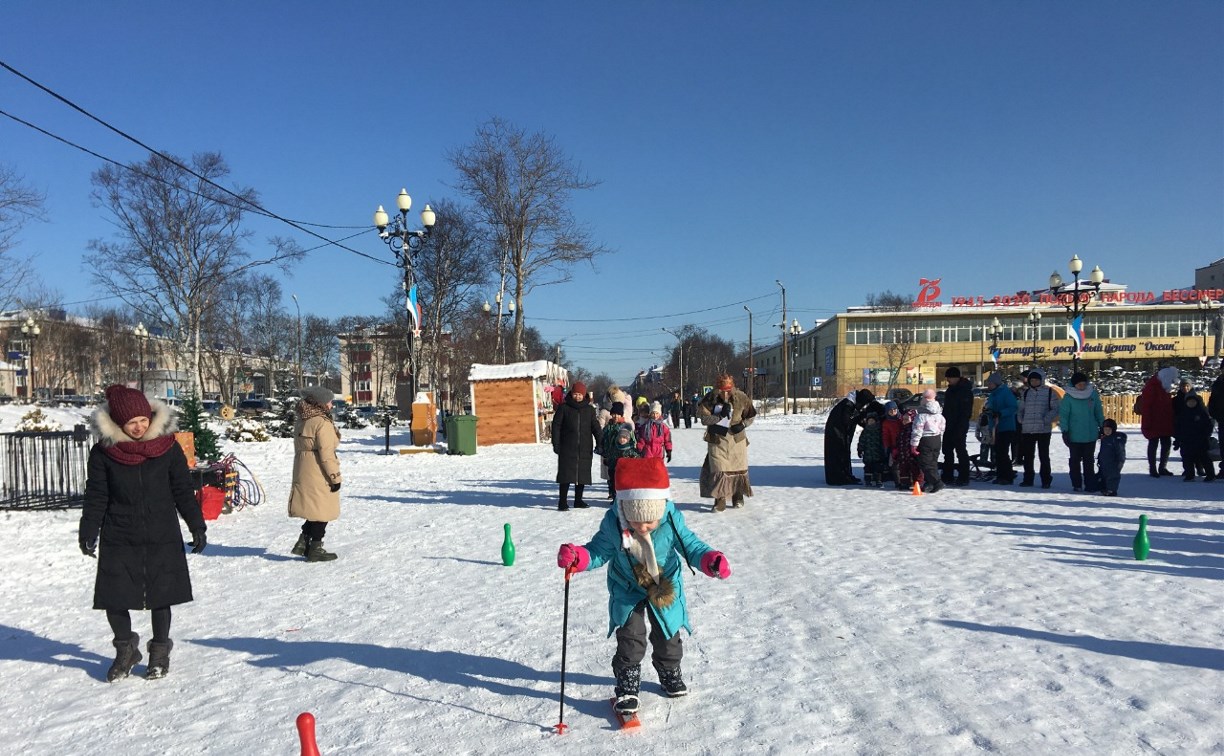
{"left": 613, "top": 600, "right": 683, "bottom": 674}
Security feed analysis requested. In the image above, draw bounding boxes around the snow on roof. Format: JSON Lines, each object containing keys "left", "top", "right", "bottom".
{"left": 468, "top": 361, "right": 567, "bottom": 382}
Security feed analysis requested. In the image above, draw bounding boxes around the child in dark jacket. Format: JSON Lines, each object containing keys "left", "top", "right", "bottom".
{"left": 1173, "top": 393, "right": 1216, "bottom": 482}
{"left": 602, "top": 402, "right": 641, "bottom": 498}
{"left": 557, "top": 458, "right": 730, "bottom": 716}
{"left": 1096, "top": 418, "right": 1127, "bottom": 496}
{"left": 856, "top": 412, "right": 888, "bottom": 487}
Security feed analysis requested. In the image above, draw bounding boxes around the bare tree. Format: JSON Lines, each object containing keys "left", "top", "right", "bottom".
{"left": 448, "top": 117, "right": 608, "bottom": 359}
{"left": 88, "top": 151, "right": 302, "bottom": 389}
{"left": 301, "top": 314, "right": 339, "bottom": 383}
{"left": 0, "top": 164, "right": 44, "bottom": 309}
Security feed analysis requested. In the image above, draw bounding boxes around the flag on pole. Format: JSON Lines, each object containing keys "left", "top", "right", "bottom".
{"left": 991, "top": 347, "right": 1000, "bottom": 368}
{"left": 1069, "top": 314, "right": 1085, "bottom": 357}
{"left": 406, "top": 284, "right": 422, "bottom": 335}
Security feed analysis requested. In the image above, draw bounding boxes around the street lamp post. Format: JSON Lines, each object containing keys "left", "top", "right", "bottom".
{"left": 790, "top": 319, "right": 802, "bottom": 414}
{"left": 777, "top": 279, "right": 789, "bottom": 414}
{"left": 988, "top": 317, "right": 1003, "bottom": 375}
{"left": 133, "top": 322, "right": 149, "bottom": 393}
{"left": 1048, "top": 255, "right": 1105, "bottom": 376}
{"left": 662, "top": 328, "right": 685, "bottom": 398}
{"left": 291, "top": 294, "right": 303, "bottom": 390}
{"left": 743, "top": 305, "right": 754, "bottom": 401}
{"left": 1028, "top": 308, "right": 1041, "bottom": 369}
{"left": 1197, "top": 298, "right": 1212, "bottom": 359}
{"left": 21, "top": 316, "right": 39, "bottom": 403}
{"left": 481, "top": 292, "right": 515, "bottom": 363}
{"left": 374, "top": 188, "right": 436, "bottom": 410}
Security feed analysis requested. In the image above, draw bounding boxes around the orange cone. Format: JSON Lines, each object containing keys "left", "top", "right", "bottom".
{"left": 911, "top": 481, "right": 924, "bottom": 496}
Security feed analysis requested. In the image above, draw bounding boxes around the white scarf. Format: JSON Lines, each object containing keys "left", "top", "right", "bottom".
{"left": 616, "top": 505, "right": 661, "bottom": 580}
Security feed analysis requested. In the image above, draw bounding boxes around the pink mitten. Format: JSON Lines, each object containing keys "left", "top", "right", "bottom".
{"left": 700, "top": 551, "right": 731, "bottom": 579}
{"left": 911, "top": 447, "right": 921, "bottom": 456}
{"left": 556, "top": 543, "right": 591, "bottom": 572}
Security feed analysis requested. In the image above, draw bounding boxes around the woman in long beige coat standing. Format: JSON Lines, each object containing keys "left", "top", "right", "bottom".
{"left": 697, "top": 373, "right": 757, "bottom": 511}
{"left": 288, "top": 386, "right": 342, "bottom": 562}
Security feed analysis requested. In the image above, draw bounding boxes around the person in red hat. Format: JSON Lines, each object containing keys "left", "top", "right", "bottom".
{"left": 551, "top": 381, "right": 600, "bottom": 510}
{"left": 79, "top": 385, "right": 206, "bottom": 682}
{"left": 557, "top": 457, "right": 731, "bottom": 717}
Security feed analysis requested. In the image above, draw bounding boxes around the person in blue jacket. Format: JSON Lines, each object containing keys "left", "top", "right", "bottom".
{"left": 1058, "top": 371, "right": 1105, "bottom": 491}
{"left": 557, "top": 457, "right": 730, "bottom": 717}
{"left": 1096, "top": 418, "right": 1127, "bottom": 496}
{"left": 984, "top": 372, "right": 1019, "bottom": 484}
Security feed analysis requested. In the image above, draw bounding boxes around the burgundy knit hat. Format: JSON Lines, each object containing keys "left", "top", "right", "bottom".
{"left": 105, "top": 385, "right": 152, "bottom": 426}
{"left": 571, "top": 381, "right": 587, "bottom": 395}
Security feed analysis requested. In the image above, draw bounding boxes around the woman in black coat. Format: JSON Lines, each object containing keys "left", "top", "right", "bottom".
{"left": 551, "top": 382, "right": 601, "bottom": 511}
{"left": 824, "top": 389, "right": 877, "bottom": 485}
{"left": 79, "top": 385, "right": 206, "bottom": 682}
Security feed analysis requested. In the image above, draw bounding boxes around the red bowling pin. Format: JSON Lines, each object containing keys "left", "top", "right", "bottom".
{"left": 296, "top": 712, "right": 321, "bottom": 756}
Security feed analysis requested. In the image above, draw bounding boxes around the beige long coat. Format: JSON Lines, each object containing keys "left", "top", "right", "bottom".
{"left": 697, "top": 387, "right": 757, "bottom": 498}
{"left": 288, "top": 414, "right": 342, "bottom": 522}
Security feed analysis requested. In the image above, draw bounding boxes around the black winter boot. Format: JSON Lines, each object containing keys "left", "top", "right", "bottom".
{"left": 291, "top": 533, "right": 308, "bottom": 556}
{"left": 145, "top": 639, "right": 173, "bottom": 680}
{"left": 106, "top": 633, "right": 142, "bottom": 682}
{"left": 613, "top": 665, "right": 641, "bottom": 714}
{"left": 305, "top": 539, "right": 338, "bottom": 562}
{"left": 655, "top": 663, "right": 689, "bottom": 697}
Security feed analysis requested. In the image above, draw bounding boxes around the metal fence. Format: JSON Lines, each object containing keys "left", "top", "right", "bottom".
{"left": 0, "top": 426, "right": 93, "bottom": 510}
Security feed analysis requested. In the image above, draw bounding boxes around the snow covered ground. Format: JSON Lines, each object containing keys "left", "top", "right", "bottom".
{"left": 0, "top": 404, "right": 1221, "bottom": 754}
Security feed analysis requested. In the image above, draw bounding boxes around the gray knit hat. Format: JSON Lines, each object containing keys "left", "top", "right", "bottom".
{"left": 300, "top": 386, "right": 334, "bottom": 406}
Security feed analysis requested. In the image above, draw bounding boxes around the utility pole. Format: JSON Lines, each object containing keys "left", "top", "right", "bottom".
{"left": 744, "top": 305, "right": 754, "bottom": 401}
{"left": 777, "top": 280, "right": 789, "bottom": 415}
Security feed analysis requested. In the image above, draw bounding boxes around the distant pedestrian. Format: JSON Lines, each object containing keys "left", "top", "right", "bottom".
{"left": 637, "top": 401, "right": 674, "bottom": 463}
{"left": 1016, "top": 368, "right": 1060, "bottom": 489}
{"left": 697, "top": 374, "right": 757, "bottom": 510}
{"left": 910, "top": 389, "right": 947, "bottom": 493}
{"left": 1173, "top": 392, "right": 1215, "bottom": 482}
{"left": 602, "top": 402, "right": 640, "bottom": 500}
{"left": 667, "top": 391, "right": 683, "bottom": 429}
{"left": 1058, "top": 372, "right": 1104, "bottom": 492}
{"left": 288, "top": 386, "right": 343, "bottom": 561}
{"left": 984, "top": 372, "right": 1018, "bottom": 484}
{"left": 824, "top": 389, "right": 875, "bottom": 485}
{"left": 552, "top": 381, "right": 602, "bottom": 511}
{"left": 940, "top": 367, "right": 974, "bottom": 486}
{"left": 856, "top": 410, "right": 887, "bottom": 487}
{"left": 1138, "top": 366, "right": 1178, "bottom": 477}
{"left": 1096, "top": 419, "right": 1127, "bottom": 496}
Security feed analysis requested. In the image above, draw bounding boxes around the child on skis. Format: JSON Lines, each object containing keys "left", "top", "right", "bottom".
{"left": 636, "top": 401, "right": 674, "bottom": 463}
{"left": 602, "top": 402, "right": 640, "bottom": 499}
{"left": 557, "top": 457, "right": 730, "bottom": 717}
{"left": 856, "top": 410, "right": 887, "bottom": 487}
{"left": 1096, "top": 418, "right": 1127, "bottom": 496}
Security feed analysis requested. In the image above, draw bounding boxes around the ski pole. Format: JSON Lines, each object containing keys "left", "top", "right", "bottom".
{"left": 555, "top": 565, "right": 576, "bottom": 735}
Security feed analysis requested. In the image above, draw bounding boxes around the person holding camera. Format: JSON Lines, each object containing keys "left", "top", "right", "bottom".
{"left": 697, "top": 374, "right": 757, "bottom": 511}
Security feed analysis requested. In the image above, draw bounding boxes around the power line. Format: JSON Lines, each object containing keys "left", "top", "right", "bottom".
{"left": 0, "top": 60, "right": 394, "bottom": 267}
{"left": 529, "top": 292, "right": 778, "bottom": 324}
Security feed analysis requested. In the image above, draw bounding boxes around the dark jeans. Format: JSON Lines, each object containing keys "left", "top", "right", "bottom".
{"left": 1147, "top": 436, "right": 1171, "bottom": 471}
{"left": 1068, "top": 440, "right": 1098, "bottom": 490}
{"left": 613, "top": 600, "right": 683, "bottom": 674}
{"left": 107, "top": 607, "right": 172, "bottom": 643}
{"left": 940, "top": 429, "right": 970, "bottom": 482}
{"left": 1018, "top": 433, "right": 1053, "bottom": 485}
{"left": 993, "top": 430, "right": 1016, "bottom": 482}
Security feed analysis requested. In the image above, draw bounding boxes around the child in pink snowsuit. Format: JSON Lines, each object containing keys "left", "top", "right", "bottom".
{"left": 636, "top": 402, "right": 674, "bottom": 463}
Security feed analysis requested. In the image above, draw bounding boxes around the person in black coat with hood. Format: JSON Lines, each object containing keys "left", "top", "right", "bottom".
{"left": 79, "top": 385, "right": 205, "bottom": 682}
{"left": 940, "top": 367, "right": 975, "bottom": 486}
{"left": 551, "top": 381, "right": 602, "bottom": 510}
{"left": 824, "top": 389, "right": 877, "bottom": 485}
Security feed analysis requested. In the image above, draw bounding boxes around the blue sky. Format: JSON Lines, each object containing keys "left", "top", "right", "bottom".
{"left": 1, "top": 1, "right": 1220, "bottom": 381}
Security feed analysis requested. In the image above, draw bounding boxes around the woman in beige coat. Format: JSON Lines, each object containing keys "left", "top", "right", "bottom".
{"left": 697, "top": 373, "right": 757, "bottom": 511}
{"left": 288, "top": 386, "right": 342, "bottom": 561}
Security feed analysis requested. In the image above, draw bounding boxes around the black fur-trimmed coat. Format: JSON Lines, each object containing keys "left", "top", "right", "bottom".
{"left": 79, "top": 400, "right": 204, "bottom": 610}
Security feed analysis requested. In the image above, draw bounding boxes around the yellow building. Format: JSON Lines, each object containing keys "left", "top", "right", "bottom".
{"left": 755, "top": 285, "right": 1222, "bottom": 398}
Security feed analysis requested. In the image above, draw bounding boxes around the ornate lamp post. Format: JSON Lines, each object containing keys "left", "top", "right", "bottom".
{"left": 373, "top": 188, "right": 435, "bottom": 407}
{"left": 1027, "top": 308, "right": 1041, "bottom": 368}
{"left": 1048, "top": 255, "right": 1105, "bottom": 376}
{"left": 21, "top": 316, "right": 39, "bottom": 403}
{"left": 1197, "top": 298, "right": 1212, "bottom": 359}
{"left": 988, "top": 317, "right": 1003, "bottom": 373}
{"left": 133, "top": 322, "right": 149, "bottom": 393}
{"left": 481, "top": 292, "right": 515, "bottom": 363}
{"left": 790, "top": 319, "right": 802, "bottom": 414}
{"left": 777, "top": 279, "right": 789, "bottom": 414}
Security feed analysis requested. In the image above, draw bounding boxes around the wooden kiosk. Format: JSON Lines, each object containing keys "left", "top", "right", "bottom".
{"left": 468, "top": 361, "right": 568, "bottom": 446}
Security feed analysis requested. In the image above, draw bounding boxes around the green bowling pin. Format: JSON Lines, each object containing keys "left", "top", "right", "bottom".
{"left": 1132, "top": 515, "right": 1150, "bottom": 561}
{"left": 501, "top": 523, "right": 516, "bottom": 566}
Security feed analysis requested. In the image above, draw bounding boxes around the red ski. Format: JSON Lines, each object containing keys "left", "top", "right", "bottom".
{"left": 610, "top": 698, "right": 642, "bottom": 730}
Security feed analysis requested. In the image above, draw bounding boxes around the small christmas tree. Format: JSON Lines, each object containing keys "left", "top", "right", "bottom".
{"left": 179, "top": 391, "right": 221, "bottom": 462}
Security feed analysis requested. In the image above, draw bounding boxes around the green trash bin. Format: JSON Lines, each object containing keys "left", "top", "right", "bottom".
{"left": 448, "top": 414, "right": 478, "bottom": 455}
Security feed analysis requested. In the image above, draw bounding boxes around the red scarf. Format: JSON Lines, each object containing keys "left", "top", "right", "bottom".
{"left": 103, "top": 434, "right": 177, "bottom": 466}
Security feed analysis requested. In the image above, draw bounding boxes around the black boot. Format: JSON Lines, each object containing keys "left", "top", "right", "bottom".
{"left": 305, "top": 539, "right": 338, "bottom": 562}
{"left": 614, "top": 665, "right": 641, "bottom": 714}
{"left": 145, "top": 639, "right": 173, "bottom": 680}
{"left": 291, "top": 533, "right": 307, "bottom": 556}
{"left": 106, "top": 633, "right": 142, "bottom": 682}
{"left": 654, "top": 663, "right": 688, "bottom": 697}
